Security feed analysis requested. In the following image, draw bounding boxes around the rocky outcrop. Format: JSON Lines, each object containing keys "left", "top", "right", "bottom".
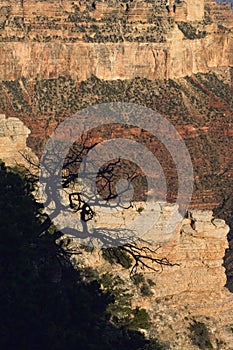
{"left": 0, "top": 114, "right": 36, "bottom": 166}
{"left": 0, "top": 2, "right": 232, "bottom": 347}
{"left": 69, "top": 207, "right": 229, "bottom": 298}
{"left": 205, "top": 0, "right": 233, "bottom": 27}
{"left": 65, "top": 207, "right": 233, "bottom": 349}
{"left": 150, "top": 210, "right": 229, "bottom": 296}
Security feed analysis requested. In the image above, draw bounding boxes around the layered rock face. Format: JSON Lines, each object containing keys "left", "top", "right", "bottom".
{"left": 67, "top": 207, "right": 232, "bottom": 349}
{"left": 0, "top": 1, "right": 232, "bottom": 209}
{"left": 0, "top": 0, "right": 232, "bottom": 81}
{"left": 0, "top": 72, "right": 231, "bottom": 213}
{"left": 0, "top": 32, "right": 231, "bottom": 81}
{"left": 0, "top": 114, "right": 36, "bottom": 166}
{"left": 145, "top": 211, "right": 233, "bottom": 349}
{"left": 145, "top": 209, "right": 229, "bottom": 297}
{"left": 0, "top": 1, "right": 232, "bottom": 347}
{"left": 68, "top": 207, "right": 229, "bottom": 299}
{"left": 0, "top": 1, "right": 232, "bottom": 236}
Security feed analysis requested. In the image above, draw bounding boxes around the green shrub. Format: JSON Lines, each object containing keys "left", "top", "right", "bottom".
{"left": 128, "top": 308, "right": 150, "bottom": 331}
{"left": 140, "top": 283, "right": 153, "bottom": 297}
{"left": 81, "top": 267, "right": 99, "bottom": 282}
{"left": 147, "top": 278, "right": 156, "bottom": 286}
{"left": 100, "top": 273, "right": 152, "bottom": 331}
{"left": 137, "top": 206, "right": 144, "bottom": 214}
{"left": 189, "top": 320, "right": 213, "bottom": 349}
{"left": 131, "top": 272, "right": 145, "bottom": 286}
{"left": 102, "top": 247, "right": 133, "bottom": 269}
{"left": 177, "top": 22, "right": 207, "bottom": 40}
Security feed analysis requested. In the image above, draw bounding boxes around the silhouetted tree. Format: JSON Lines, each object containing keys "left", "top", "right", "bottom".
{"left": 36, "top": 129, "right": 176, "bottom": 274}
{"left": 0, "top": 161, "right": 167, "bottom": 350}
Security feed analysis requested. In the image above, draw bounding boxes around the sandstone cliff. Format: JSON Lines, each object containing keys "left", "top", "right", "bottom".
{"left": 63, "top": 207, "right": 233, "bottom": 349}
{"left": 0, "top": 1, "right": 232, "bottom": 81}
{"left": 0, "top": 114, "right": 37, "bottom": 166}
{"left": 0, "top": 2, "right": 232, "bottom": 348}
{"left": 0, "top": 1, "right": 232, "bottom": 215}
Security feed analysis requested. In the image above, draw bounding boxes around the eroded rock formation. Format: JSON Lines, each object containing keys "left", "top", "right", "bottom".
{"left": 0, "top": 114, "right": 36, "bottom": 166}
{"left": 0, "top": 2, "right": 232, "bottom": 347}
{"left": 0, "top": 1, "right": 232, "bottom": 81}
{"left": 64, "top": 207, "right": 232, "bottom": 349}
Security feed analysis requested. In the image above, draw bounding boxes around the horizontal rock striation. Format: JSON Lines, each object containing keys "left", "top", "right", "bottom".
{"left": 0, "top": 0, "right": 232, "bottom": 82}
{"left": 66, "top": 207, "right": 233, "bottom": 349}
{"left": 0, "top": 31, "right": 232, "bottom": 82}
{"left": 0, "top": 2, "right": 232, "bottom": 347}
{"left": 0, "top": 71, "right": 232, "bottom": 213}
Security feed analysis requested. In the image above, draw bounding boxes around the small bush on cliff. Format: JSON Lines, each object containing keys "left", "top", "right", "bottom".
{"left": 189, "top": 320, "right": 213, "bottom": 349}
{"left": 100, "top": 273, "right": 152, "bottom": 330}
{"left": 131, "top": 272, "right": 145, "bottom": 286}
{"left": 177, "top": 22, "right": 207, "bottom": 40}
{"left": 128, "top": 308, "right": 150, "bottom": 331}
{"left": 140, "top": 283, "right": 153, "bottom": 297}
{"left": 131, "top": 273, "right": 153, "bottom": 296}
{"left": 102, "top": 247, "right": 133, "bottom": 269}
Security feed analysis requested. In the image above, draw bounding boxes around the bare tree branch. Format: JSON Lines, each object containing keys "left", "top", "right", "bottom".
{"left": 23, "top": 131, "right": 177, "bottom": 274}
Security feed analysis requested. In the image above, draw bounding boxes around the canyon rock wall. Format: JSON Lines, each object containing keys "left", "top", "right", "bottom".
{"left": 1, "top": 71, "right": 231, "bottom": 212}
{"left": 0, "top": 30, "right": 232, "bottom": 82}
{"left": 0, "top": 2, "right": 232, "bottom": 347}
{"left": 0, "top": 0, "right": 232, "bottom": 82}
{"left": 66, "top": 207, "right": 233, "bottom": 349}
{"left": 69, "top": 207, "right": 230, "bottom": 299}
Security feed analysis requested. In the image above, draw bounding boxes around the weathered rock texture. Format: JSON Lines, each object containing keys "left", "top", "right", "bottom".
{"left": 0, "top": 1, "right": 232, "bottom": 347}
{"left": 0, "top": 72, "right": 231, "bottom": 214}
{"left": 0, "top": 0, "right": 232, "bottom": 81}
{"left": 0, "top": 32, "right": 231, "bottom": 82}
{"left": 66, "top": 208, "right": 233, "bottom": 349}
{"left": 0, "top": 114, "right": 36, "bottom": 166}
{"left": 72, "top": 207, "right": 229, "bottom": 295}
{"left": 0, "top": 1, "right": 232, "bottom": 214}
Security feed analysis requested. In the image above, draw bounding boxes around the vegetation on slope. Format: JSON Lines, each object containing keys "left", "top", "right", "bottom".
{"left": 0, "top": 162, "right": 167, "bottom": 350}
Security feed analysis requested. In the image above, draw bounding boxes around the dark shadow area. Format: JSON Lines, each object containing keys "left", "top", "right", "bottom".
{"left": 0, "top": 162, "right": 165, "bottom": 350}
{"left": 223, "top": 225, "right": 233, "bottom": 293}
{"left": 214, "top": 196, "right": 233, "bottom": 293}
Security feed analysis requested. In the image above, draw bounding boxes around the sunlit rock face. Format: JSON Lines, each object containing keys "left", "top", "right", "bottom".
{"left": 65, "top": 208, "right": 233, "bottom": 349}
{"left": 62, "top": 205, "right": 230, "bottom": 300}
{"left": 0, "top": 2, "right": 232, "bottom": 347}
{"left": 0, "top": 114, "right": 36, "bottom": 166}
{"left": 0, "top": 0, "right": 232, "bottom": 221}
{"left": 0, "top": 0, "right": 232, "bottom": 82}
